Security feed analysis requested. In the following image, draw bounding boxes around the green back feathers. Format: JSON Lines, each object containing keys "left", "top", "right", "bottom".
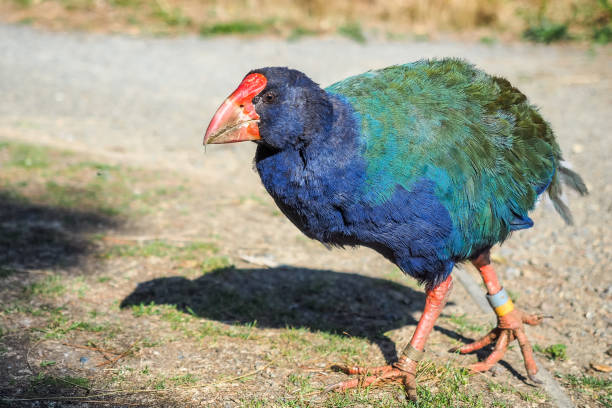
{"left": 326, "top": 59, "right": 581, "bottom": 257}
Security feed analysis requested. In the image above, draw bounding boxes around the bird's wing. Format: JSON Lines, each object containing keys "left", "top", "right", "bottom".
{"left": 326, "top": 59, "right": 560, "bottom": 257}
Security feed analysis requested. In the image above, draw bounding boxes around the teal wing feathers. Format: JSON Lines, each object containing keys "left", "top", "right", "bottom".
{"left": 326, "top": 59, "right": 563, "bottom": 258}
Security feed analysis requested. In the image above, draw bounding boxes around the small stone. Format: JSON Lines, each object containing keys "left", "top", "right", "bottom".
{"left": 505, "top": 267, "right": 521, "bottom": 279}
{"left": 585, "top": 311, "right": 594, "bottom": 320}
{"left": 590, "top": 362, "right": 612, "bottom": 372}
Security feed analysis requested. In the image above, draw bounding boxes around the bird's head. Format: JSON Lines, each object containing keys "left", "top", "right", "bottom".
{"left": 204, "top": 67, "right": 332, "bottom": 150}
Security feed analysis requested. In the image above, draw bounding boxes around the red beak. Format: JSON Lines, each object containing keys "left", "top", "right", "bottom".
{"left": 204, "top": 73, "right": 267, "bottom": 145}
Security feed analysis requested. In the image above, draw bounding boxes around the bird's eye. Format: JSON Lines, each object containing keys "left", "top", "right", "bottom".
{"left": 263, "top": 92, "right": 276, "bottom": 103}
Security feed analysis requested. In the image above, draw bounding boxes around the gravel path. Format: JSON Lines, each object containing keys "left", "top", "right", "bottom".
{"left": 1, "top": 24, "right": 610, "bottom": 168}
{"left": 1, "top": 24, "right": 611, "bottom": 406}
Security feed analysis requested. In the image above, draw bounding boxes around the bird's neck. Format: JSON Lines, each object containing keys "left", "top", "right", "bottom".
{"left": 256, "top": 92, "right": 362, "bottom": 173}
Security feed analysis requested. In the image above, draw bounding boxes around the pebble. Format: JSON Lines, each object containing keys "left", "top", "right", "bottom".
{"left": 505, "top": 267, "right": 521, "bottom": 279}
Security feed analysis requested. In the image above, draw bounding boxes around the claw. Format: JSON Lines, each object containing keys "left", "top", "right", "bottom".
{"left": 523, "top": 313, "right": 550, "bottom": 326}
{"left": 324, "top": 379, "right": 355, "bottom": 393}
{"left": 528, "top": 372, "right": 543, "bottom": 384}
{"left": 331, "top": 364, "right": 394, "bottom": 376}
{"left": 454, "top": 308, "right": 542, "bottom": 383}
{"left": 326, "top": 363, "right": 417, "bottom": 400}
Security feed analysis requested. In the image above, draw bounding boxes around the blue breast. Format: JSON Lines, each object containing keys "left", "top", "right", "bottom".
{"left": 255, "top": 94, "right": 456, "bottom": 285}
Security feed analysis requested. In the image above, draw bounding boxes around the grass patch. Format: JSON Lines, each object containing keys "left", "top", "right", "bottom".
{"left": 198, "top": 320, "right": 259, "bottom": 340}
{"left": 0, "top": 267, "right": 19, "bottom": 279}
{"left": 593, "top": 24, "right": 612, "bottom": 43}
{"left": 102, "top": 240, "right": 218, "bottom": 260}
{"left": 199, "top": 20, "right": 267, "bottom": 36}
{"left": 565, "top": 373, "right": 611, "bottom": 390}
{"left": 565, "top": 374, "right": 612, "bottom": 406}
{"left": 287, "top": 26, "right": 317, "bottom": 41}
{"left": 279, "top": 326, "right": 311, "bottom": 345}
{"left": 446, "top": 313, "right": 486, "bottom": 334}
{"left": 534, "top": 343, "right": 567, "bottom": 361}
{"left": 42, "top": 319, "right": 110, "bottom": 339}
{"left": 6, "top": 143, "right": 49, "bottom": 168}
{"left": 287, "top": 372, "right": 315, "bottom": 396}
{"left": 480, "top": 36, "right": 497, "bottom": 45}
{"left": 30, "top": 373, "right": 90, "bottom": 390}
{"left": 314, "top": 332, "right": 368, "bottom": 358}
{"left": 12, "top": 0, "right": 34, "bottom": 7}
{"left": 131, "top": 301, "right": 161, "bottom": 317}
{"left": 486, "top": 379, "right": 546, "bottom": 403}
{"left": 170, "top": 373, "right": 198, "bottom": 385}
{"left": 239, "top": 398, "right": 268, "bottom": 408}
{"left": 323, "top": 390, "right": 404, "bottom": 407}
{"left": 0, "top": 141, "right": 193, "bottom": 221}
{"left": 13, "top": 302, "right": 113, "bottom": 339}
{"left": 200, "top": 255, "right": 231, "bottom": 274}
{"left": 24, "top": 275, "right": 66, "bottom": 297}
{"left": 110, "top": 0, "right": 140, "bottom": 7}
{"left": 523, "top": 19, "right": 570, "bottom": 43}
{"left": 338, "top": 22, "right": 366, "bottom": 43}
{"left": 73, "top": 161, "right": 120, "bottom": 172}
{"left": 413, "top": 362, "right": 484, "bottom": 407}
{"left": 152, "top": 2, "right": 191, "bottom": 27}
{"left": 43, "top": 181, "right": 122, "bottom": 216}
{"left": 587, "top": 0, "right": 612, "bottom": 44}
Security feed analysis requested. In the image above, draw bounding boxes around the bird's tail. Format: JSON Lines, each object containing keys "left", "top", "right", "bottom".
{"left": 547, "top": 164, "right": 588, "bottom": 225}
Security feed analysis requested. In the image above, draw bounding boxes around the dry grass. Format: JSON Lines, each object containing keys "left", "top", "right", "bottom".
{"left": 0, "top": 0, "right": 610, "bottom": 42}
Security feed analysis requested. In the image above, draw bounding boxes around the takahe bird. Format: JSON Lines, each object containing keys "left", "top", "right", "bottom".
{"left": 203, "top": 59, "right": 587, "bottom": 399}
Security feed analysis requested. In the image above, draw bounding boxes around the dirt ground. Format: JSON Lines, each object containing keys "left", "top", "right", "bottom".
{"left": 0, "top": 24, "right": 611, "bottom": 407}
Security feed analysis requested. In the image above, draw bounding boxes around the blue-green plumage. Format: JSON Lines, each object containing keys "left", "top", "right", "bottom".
{"left": 249, "top": 60, "right": 586, "bottom": 287}
{"left": 326, "top": 59, "right": 575, "bottom": 260}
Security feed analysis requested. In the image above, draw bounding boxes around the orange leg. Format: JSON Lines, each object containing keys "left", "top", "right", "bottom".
{"left": 452, "top": 251, "right": 544, "bottom": 383}
{"left": 328, "top": 275, "right": 453, "bottom": 400}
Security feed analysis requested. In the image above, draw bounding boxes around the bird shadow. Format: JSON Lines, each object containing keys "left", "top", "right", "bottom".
{"left": 120, "top": 265, "right": 451, "bottom": 364}
{"left": 120, "top": 266, "right": 531, "bottom": 383}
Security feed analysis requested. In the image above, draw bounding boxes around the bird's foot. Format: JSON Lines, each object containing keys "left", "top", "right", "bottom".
{"left": 450, "top": 308, "right": 545, "bottom": 383}
{"left": 327, "top": 358, "right": 418, "bottom": 400}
